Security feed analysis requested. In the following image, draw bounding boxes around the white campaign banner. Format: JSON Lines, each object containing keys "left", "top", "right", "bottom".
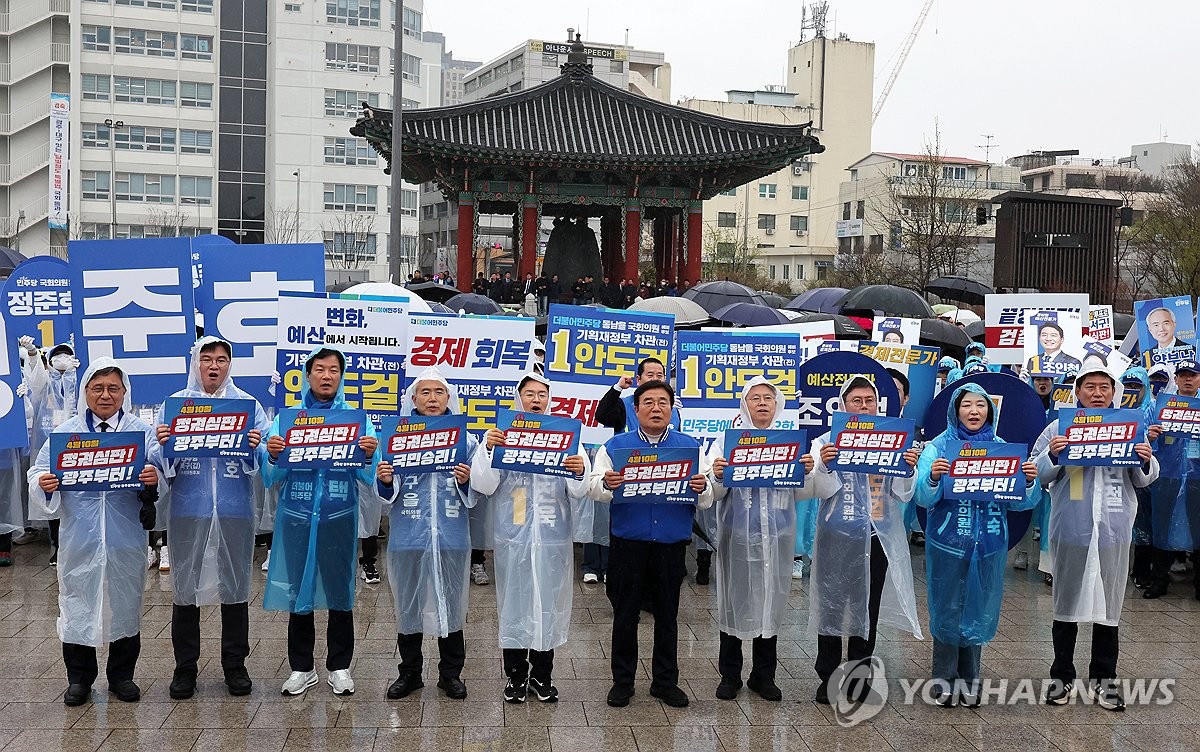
{"left": 48, "top": 93, "right": 70, "bottom": 230}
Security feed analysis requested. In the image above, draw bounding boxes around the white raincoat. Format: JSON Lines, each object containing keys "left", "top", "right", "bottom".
{"left": 377, "top": 367, "right": 478, "bottom": 636}
{"left": 707, "top": 376, "right": 814, "bottom": 640}
{"left": 1033, "top": 364, "right": 1159, "bottom": 626}
{"left": 26, "top": 358, "right": 161, "bottom": 646}
{"left": 471, "top": 373, "right": 590, "bottom": 651}
{"left": 150, "top": 337, "right": 270, "bottom": 606}
{"left": 22, "top": 343, "right": 78, "bottom": 521}
{"left": 808, "top": 376, "right": 923, "bottom": 640}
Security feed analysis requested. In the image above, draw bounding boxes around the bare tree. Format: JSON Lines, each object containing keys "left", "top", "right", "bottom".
{"left": 702, "top": 227, "right": 761, "bottom": 281}
{"left": 1133, "top": 152, "right": 1200, "bottom": 298}
{"left": 142, "top": 207, "right": 193, "bottom": 237}
{"left": 0, "top": 217, "right": 15, "bottom": 248}
{"left": 265, "top": 204, "right": 306, "bottom": 244}
{"left": 322, "top": 212, "right": 377, "bottom": 270}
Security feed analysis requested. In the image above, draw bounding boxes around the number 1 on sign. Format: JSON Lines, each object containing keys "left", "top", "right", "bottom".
{"left": 37, "top": 319, "right": 54, "bottom": 349}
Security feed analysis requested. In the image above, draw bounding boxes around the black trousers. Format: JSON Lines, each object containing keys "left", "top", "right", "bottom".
{"left": 63, "top": 634, "right": 140, "bottom": 686}
{"left": 1150, "top": 547, "right": 1200, "bottom": 588}
{"left": 582, "top": 543, "right": 608, "bottom": 575}
{"left": 49, "top": 518, "right": 60, "bottom": 548}
{"left": 0, "top": 532, "right": 10, "bottom": 552}
{"left": 471, "top": 549, "right": 486, "bottom": 566}
{"left": 814, "top": 534, "right": 889, "bottom": 681}
{"left": 606, "top": 535, "right": 687, "bottom": 689}
{"left": 502, "top": 647, "right": 554, "bottom": 682}
{"left": 288, "top": 610, "right": 353, "bottom": 672}
{"left": 172, "top": 602, "right": 250, "bottom": 673}
{"left": 718, "top": 632, "right": 777, "bottom": 684}
{"left": 1051, "top": 619, "right": 1119, "bottom": 683}
{"left": 397, "top": 629, "right": 465, "bottom": 678}
{"left": 360, "top": 535, "right": 378, "bottom": 567}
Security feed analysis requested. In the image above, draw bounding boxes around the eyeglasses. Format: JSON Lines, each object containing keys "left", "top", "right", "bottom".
{"left": 198, "top": 356, "right": 230, "bottom": 366}
{"left": 87, "top": 385, "right": 126, "bottom": 396}
{"left": 843, "top": 396, "right": 877, "bottom": 408}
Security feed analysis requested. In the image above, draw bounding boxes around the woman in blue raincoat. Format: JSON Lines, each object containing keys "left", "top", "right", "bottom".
{"left": 262, "top": 346, "right": 378, "bottom": 697}
{"left": 916, "top": 382, "right": 1041, "bottom": 706}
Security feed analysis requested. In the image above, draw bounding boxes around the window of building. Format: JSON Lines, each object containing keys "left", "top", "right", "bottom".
{"left": 717, "top": 212, "right": 737, "bottom": 228}
{"left": 180, "top": 33, "right": 214, "bottom": 60}
{"left": 782, "top": 264, "right": 789, "bottom": 280}
{"left": 326, "top": 42, "right": 380, "bottom": 73}
{"left": 82, "top": 122, "right": 111, "bottom": 148}
{"left": 401, "top": 53, "right": 420, "bottom": 83}
{"left": 114, "top": 77, "right": 176, "bottom": 105}
{"left": 324, "top": 89, "right": 380, "bottom": 117}
{"left": 116, "top": 0, "right": 178, "bottom": 8}
{"left": 324, "top": 183, "right": 378, "bottom": 212}
{"left": 1064, "top": 172, "right": 1098, "bottom": 189}
{"left": 82, "top": 74, "right": 111, "bottom": 101}
{"left": 400, "top": 97, "right": 419, "bottom": 109}
{"left": 181, "top": 0, "right": 212, "bottom": 11}
{"left": 324, "top": 136, "right": 377, "bottom": 166}
{"left": 115, "top": 27, "right": 178, "bottom": 57}
{"left": 757, "top": 214, "right": 775, "bottom": 230}
{"left": 400, "top": 188, "right": 418, "bottom": 218}
{"left": 401, "top": 6, "right": 421, "bottom": 37}
{"left": 796, "top": 264, "right": 804, "bottom": 280}
{"left": 83, "top": 25, "right": 111, "bottom": 52}
{"left": 116, "top": 172, "right": 175, "bottom": 203}
{"left": 869, "top": 234, "right": 884, "bottom": 253}
{"left": 855, "top": 200, "right": 865, "bottom": 220}
{"left": 325, "top": 232, "right": 378, "bottom": 261}
{"left": 180, "top": 81, "right": 213, "bottom": 108}
{"left": 719, "top": 188, "right": 737, "bottom": 197}
{"left": 541, "top": 53, "right": 558, "bottom": 67}
{"left": 116, "top": 125, "right": 177, "bottom": 152}
{"left": 791, "top": 185, "right": 808, "bottom": 200}
{"left": 327, "top": 0, "right": 380, "bottom": 27}
{"left": 179, "top": 129, "right": 213, "bottom": 154}
{"left": 285, "top": 2, "right": 301, "bottom": 10}
{"left": 610, "top": 60, "right": 623, "bottom": 73}
{"left": 816, "top": 261, "right": 830, "bottom": 280}
{"left": 758, "top": 183, "right": 777, "bottom": 199}
{"left": 842, "top": 202, "right": 851, "bottom": 221}
{"left": 83, "top": 170, "right": 111, "bottom": 200}
{"left": 768, "top": 265, "right": 776, "bottom": 280}
{"left": 790, "top": 215, "right": 808, "bottom": 232}
{"left": 942, "top": 165, "right": 967, "bottom": 181}
{"left": 179, "top": 176, "right": 213, "bottom": 205}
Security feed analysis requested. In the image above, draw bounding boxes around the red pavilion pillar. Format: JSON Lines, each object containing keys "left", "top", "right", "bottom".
{"left": 674, "top": 210, "right": 687, "bottom": 285}
{"left": 664, "top": 213, "right": 679, "bottom": 283}
{"left": 686, "top": 200, "right": 703, "bottom": 285}
{"left": 520, "top": 198, "right": 538, "bottom": 278}
{"left": 456, "top": 192, "right": 475, "bottom": 292}
{"left": 624, "top": 200, "right": 641, "bottom": 284}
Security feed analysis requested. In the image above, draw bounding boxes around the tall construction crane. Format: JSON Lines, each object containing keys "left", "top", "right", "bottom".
{"left": 871, "top": 0, "right": 935, "bottom": 124}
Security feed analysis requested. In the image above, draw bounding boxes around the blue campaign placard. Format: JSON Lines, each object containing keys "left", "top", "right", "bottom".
{"left": 545, "top": 303, "right": 675, "bottom": 387}
{"left": 856, "top": 342, "right": 941, "bottom": 428}
{"left": 829, "top": 412, "right": 915, "bottom": 478}
{"left": 610, "top": 445, "right": 699, "bottom": 504}
{"left": 1155, "top": 392, "right": 1200, "bottom": 439}
{"left": 795, "top": 351, "right": 903, "bottom": 448}
{"left": 162, "top": 397, "right": 255, "bottom": 459}
{"left": 276, "top": 408, "right": 368, "bottom": 469}
{"left": 493, "top": 408, "right": 582, "bottom": 478}
{"left": 1, "top": 256, "right": 73, "bottom": 347}
{"left": 723, "top": 429, "right": 807, "bottom": 488}
{"left": 380, "top": 413, "right": 466, "bottom": 474}
{"left": 0, "top": 311, "right": 28, "bottom": 451}
{"left": 943, "top": 440, "right": 1028, "bottom": 503}
{"left": 1057, "top": 407, "right": 1145, "bottom": 467}
{"left": 50, "top": 430, "right": 145, "bottom": 491}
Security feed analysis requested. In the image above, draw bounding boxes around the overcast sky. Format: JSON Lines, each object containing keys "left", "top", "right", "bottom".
{"left": 424, "top": 0, "right": 1197, "bottom": 163}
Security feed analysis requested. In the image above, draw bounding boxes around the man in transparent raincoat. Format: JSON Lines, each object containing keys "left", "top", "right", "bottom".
{"left": 472, "top": 372, "right": 589, "bottom": 704}
{"left": 916, "top": 382, "right": 1041, "bottom": 706}
{"left": 376, "top": 366, "right": 476, "bottom": 701}
{"left": 1035, "top": 364, "right": 1158, "bottom": 711}
{"left": 809, "top": 375, "right": 923, "bottom": 705}
{"left": 151, "top": 336, "right": 270, "bottom": 699}
{"left": 28, "top": 357, "right": 161, "bottom": 706}
{"left": 707, "top": 376, "right": 814, "bottom": 702}
{"left": 262, "top": 346, "right": 379, "bottom": 697}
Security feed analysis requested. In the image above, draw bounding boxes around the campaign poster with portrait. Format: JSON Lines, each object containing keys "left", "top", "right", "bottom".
{"left": 1023, "top": 310, "right": 1084, "bottom": 378}
{"left": 871, "top": 316, "right": 922, "bottom": 347}
{"left": 984, "top": 293, "right": 1089, "bottom": 365}
{"left": 1134, "top": 296, "right": 1197, "bottom": 368}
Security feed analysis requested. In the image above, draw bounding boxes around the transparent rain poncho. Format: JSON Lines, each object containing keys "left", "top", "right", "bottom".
{"left": 22, "top": 343, "right": 78, "bottom": 521}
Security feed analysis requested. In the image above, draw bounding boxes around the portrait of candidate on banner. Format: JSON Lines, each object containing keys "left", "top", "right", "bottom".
{"left": 871, "top": 316, "right": 921, "bottom": 346}
{"left": 1023, "top": 309, "right": 1083, "bottom": 378}
{"left": 1134, "top": 296, "right": 1197, "bottom": 368}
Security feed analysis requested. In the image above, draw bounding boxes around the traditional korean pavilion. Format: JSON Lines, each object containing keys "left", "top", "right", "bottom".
{"left": 352, "top": 34, "right": 823, "bottom": 292}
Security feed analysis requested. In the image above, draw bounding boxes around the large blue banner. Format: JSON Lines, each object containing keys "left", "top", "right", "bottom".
{"left": 794, "top": 351, "right": 903, "bottom": 449}
{"left": 162, "top": 397, "right": 255, "bottom": 459}
{"left": 492, "top": 408, "right": 581, "bottom": 478}
{"left": 1, "top": 256, "right": 73, "bottom": 347}
{"left": 722, "top": 428, "right": 807, "bottom": 488}
{"left": 610, "top": 446, "right": 699, "bottom": 505}
{"left": 943, "top": 440, "right": 1027, "bottom": 503}
{"left": 69, "top": 238, "right": 196, "bottom": 404}
{"left": 0, "top": 308, "right": 28, "bottom": 450}
{"left": 856, "top": 341, "right": 940, "bottom": 427}
{"left": 50, "top": 430, "right": 145, "bottom": 491}
{"left": 379, "top": 413, "right": 467, "bottom": 474}
{"left": 188, "top": 233, "right": 235, "bottom": 314}
{"left": 199, "top": 243, "right": 326, "bottom": 406}
{"left": 829, "top": 412, "right": 915, "bottom": 477}
{"left": 1057, "top": 407, "right": 1146, "bottom": 467}
{"left": 275, "top": 407, "right": 368, "bottom": 469}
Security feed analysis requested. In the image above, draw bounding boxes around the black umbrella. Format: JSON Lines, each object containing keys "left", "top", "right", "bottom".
{"left": 964, "top": 320, "right": 986, "bottom": 342}
{"left": 837, "top": 285, "right": 935, "bottom": 319}
{"left": 712, "top": 302, "right": 793, "bottom": 327}
{"left": 0, "top": 246, "right": 27, "bottom": 275}
{"left": 406, "top": 280, "right": 460, "bottom": 303}
{"left": 427, "top": 302, "right": 456, "bottom": 314}
{"left": 791, "top": 312, "right": 868, "bottom": 340}
{"left": 920, "top": 317, "right": 972, "bottom": 361}
{"left": 682, "top": 280, "right": 766, "bottom": 314}
{"left": 755, "top": 291, "right": 791, "bottom": 310}
{"left": 785, "top": 286, "right": 847, "bottom": 314}
{"left": 924, "top": 275, "right": 993, "bottom": 306}
{"left": 446, "top": 293, "right": 503, "bottom": 315}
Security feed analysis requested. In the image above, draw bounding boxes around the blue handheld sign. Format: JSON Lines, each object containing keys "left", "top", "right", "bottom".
{"left": 162, "top": 397, "right": 255, "bottom": 459}
{"left": 492, "top": 409, "right": 582, "bottom": 478}
{"left": 276, "top": 408, "right": 368, "bottom": 469}
{"left": 380, "top": 413, "right": 467, "bottom": 474}
{"left": 829, "top": 412, "right": 915, "bottom": 477}
{"left": 1057, "top": 407, "right": 1145, "bottom": 467}
{"left": 943, "top": 440, "right": 1028, "bottom": 503}
{"left": 723, "top": 429, "right": 807, "bottom": 488}
{"left": 611, "top": 446, "right": 698, "bottom": 505}
{"left": 50, "top": 430, "right": 146, "bottom": 491}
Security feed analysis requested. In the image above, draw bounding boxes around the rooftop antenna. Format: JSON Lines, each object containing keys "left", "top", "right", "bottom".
{"left": 800, "top": 2, "right": 828, "bottom": 41}
{"left": 977, "top": 134, "right": 998, "bottom": 162}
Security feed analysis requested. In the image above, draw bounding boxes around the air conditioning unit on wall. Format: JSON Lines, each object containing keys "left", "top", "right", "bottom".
{"left": 765, "top": 228, "right": 775, "bottom": 235}
{"left": 796, "top": 229, "right": 806, "bottom": 236}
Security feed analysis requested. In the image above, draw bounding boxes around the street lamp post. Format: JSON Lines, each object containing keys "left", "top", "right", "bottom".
{"left": 293, "top": 169, "right": 301, "bottom": 242}
{"left": 13, "top": 210, "right": 25, "bottom": 251}
{"left": 104, "top": 118, "right": 126, "bottom": 238}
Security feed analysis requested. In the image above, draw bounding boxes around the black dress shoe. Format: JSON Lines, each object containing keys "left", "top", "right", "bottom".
{"left": 63, "top": 684, "right": 91, "bottom": 706}
{"left": 814, "top": 680, "right": 830, "bottom": 705}
{"left": 606, "top": 683, "right": 634, "bottom": 707}
{"left": 649, "top": 684, "right": 689, "bottom": 707}
{"left": 715, "top": 676, "right": 741, "bottom": 700}
{"left": 224, "top": 666, "right": 253, "bottom": 696}
{"left": 386, "top": 672, "right": 424, "bottom": 699}
{"left": 1143, "top": 580, "right": 1170, "bottom": 599}
{"left": 437, "top": 675, "right": 467, "bottom": 699}
{"left": 109, "top": 679, "right": 141, "bottom": 703}
{"left": 747, "top": 677, "right": 782, "bottom": 701}
{"left": 169, "top": 669, "right": 196, "bottom": 699}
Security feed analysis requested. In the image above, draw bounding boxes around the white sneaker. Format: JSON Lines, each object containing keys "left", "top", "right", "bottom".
{"left": 146, "top": 546, "right": 158, "bottom": 570}
{"left": 792, "top": 558, "right": 805, "bottom": 579}
{"left": 261, "top": 550, "right": 271, "bottom": 572}
{"left": 1013, "top": 551, "right": 1029, "bottom": 571}
{"left": 471, "top": 563, "right": 489, "bottom": 585}
{"left": 327, "top": 669, "right": 355, "bottom": 696}
{"left": 281, "top": 670, "right": 318, "bottom": 696}
{"left": 583, "top": 572, "right": 599, "bottom": 584}
{"left": 158, "top": 545, "right": 171, "bottom": 572}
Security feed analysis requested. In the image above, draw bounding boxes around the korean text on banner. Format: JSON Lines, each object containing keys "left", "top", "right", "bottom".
{"left": 275, "top": 408, "right": 368, "bottom": 469}
{"left": 1056, "top": 407, "right": 1145, "bottom": 467}
{"left": 675, "top": 330, "right": 801, "bottom": 446}
{"left": 406, "top": 313, "right": 534, "bottom": 435}
{"left": 856, "top": 341, "right": 940, "bottom": 426}
{"left": 201, "top": 243, "right": 325, "bottom": 406}
{"left": 829, "top": 411, "right": 915, "bottom": 478}
{"left": 1089, "top": 305, "right": 1115, "bottom": 344}
{"left": 0, "top": 311, "right": 28, "bottom": 450}
{"left": 722, "top": 429, "right": 807, "bottom": 488}
{"left": 984, "top": 293, "right": 1089, "bottom": 365}
{"left": 795, "top": 351, "right": 903, "bottom": 445}
{"left": 380, "top": 413, "right": 467, "bottom": 474}
{"left": 69, "top": 237, "right": 197, "bottom": 404}
{"left": 49, "top": 93, "right": 70, "bottom": 230}
{"left": 275, "top": 292, "right": 408, "bottom": 429}
{"left": 1154, "top": 393, "right": 1200, "bottom": 439}
{"left": 1134, "top": 296, "right": 1198, "bottom": 368}
{"left": 942, "top": 440, "right": 1028, "bottom": 503}
{"left": 162, "top": 397, "right": 255, "bottom": 459}
{"left": 492, "top": 408, "right": 582, "bottom": 478}
{"left": 50, "top": 431, "right": 145, "bottom": 491}
{"left": 544, "top": 303, "right": 674, "bottom": 444}
{"left": 610, "top": 446, "right": 698, "bottom": 505}
{"left": 872, "top": 316, "right": 922, "bottom": 346}
{"left": 1023, "top": 310, "right": 1084, "bottom": 378}
{"left": 1, "top": 257, "right": 73, "bottom": 347}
